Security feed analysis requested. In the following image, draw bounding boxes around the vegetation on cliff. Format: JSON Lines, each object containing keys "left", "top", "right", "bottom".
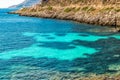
{"left": 8, "top": 0, "right": 120, "bottom": 80}
{"left": 12, "top": 0, "right": 120, "bottom": 31}
{"left": 43, "top": 0, "right": 120, "bottom": 5}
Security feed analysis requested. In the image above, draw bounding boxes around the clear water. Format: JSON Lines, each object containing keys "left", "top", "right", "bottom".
{"left": 0, "top": 9, "right": 120, "bottom": 79}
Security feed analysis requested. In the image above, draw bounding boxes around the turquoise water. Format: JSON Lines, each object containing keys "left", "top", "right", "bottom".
{"left": 1, "top": 32, "right": 120, "bottom": 60}
{"left": 0, "top": 9, "right": 120, "bottom": 79}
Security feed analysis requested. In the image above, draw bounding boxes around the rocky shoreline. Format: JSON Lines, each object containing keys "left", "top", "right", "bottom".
{"left": 8, "top": 3, "right": 120, "bottom": 80}
{"left": 10, "top": 5, "right": 120, "bottom": 32}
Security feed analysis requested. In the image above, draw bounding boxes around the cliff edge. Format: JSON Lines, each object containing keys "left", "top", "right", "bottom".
{"left": 11, "top": 0, "right": 120, "bottom": 31}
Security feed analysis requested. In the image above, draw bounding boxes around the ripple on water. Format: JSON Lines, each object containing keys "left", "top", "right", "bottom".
{"left": 1, "top": 9, "right": 120, "bottom": 79}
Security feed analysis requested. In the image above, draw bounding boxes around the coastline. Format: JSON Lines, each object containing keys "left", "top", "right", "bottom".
{"left": 7, "top": 3, "right": 120, "bottom": 80}
{"left": 10, "top": 5, "right": 120, "bottom": 32}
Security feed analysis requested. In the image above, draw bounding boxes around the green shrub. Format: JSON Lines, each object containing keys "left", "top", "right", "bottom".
{"left": 47, "top": 6, "right": 53, "bottom": 10}
{"left": 115, "top": 8, "right": 120, "bottom": 12}
{"left": 88, "top": 7, "right": 96, "bottom": 11}
{"left": 106, "top": 7, "right": 114, "bottom": 10}
{"left": 64, "top": 7, "right": 80, "bottom": 13}
{"left": 64, "top": 7, "right": 72, "bottom": 12}
{"left": 81, "top": 6, "right": 89, "bottom": 11}
{"left": 81, "top": 6, "right": 95, "bottom": 11}
{"left": 74, "top": 7, "right": 81, "bottom": 12}
{"left": 102, "top": 7, "right": 114, "bottom": 11}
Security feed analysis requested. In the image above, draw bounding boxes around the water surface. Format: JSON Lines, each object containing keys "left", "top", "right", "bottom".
{"left": 0, "top": 9, "right": 120, "bottom": 79}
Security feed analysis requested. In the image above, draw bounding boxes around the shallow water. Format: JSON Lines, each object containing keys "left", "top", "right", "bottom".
{"left": 0, "top": 9, "right": 120, "bottom": 79}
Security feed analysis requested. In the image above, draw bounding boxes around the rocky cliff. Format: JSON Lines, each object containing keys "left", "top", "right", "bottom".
{"left": 11, "top": 0, "right": 120, "bottom": 32}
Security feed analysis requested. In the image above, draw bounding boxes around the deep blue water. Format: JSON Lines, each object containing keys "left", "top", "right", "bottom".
{"left": 0, "top": 9, "right": 120, "bottom": 79}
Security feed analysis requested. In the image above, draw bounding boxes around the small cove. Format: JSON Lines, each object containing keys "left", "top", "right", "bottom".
{"left": 0, "top": 9, "right": 120, "bottom": 79}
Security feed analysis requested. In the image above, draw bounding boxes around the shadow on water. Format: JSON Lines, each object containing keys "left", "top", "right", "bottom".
{"left": 38, "top": 42, "right": 76, "bottom": 50}
{"left": 0, "top": 35, "right": 120, "bottom": 77}
{"left": 0, "top": 33, "right": 120, "bottom": 80}
{"left": 0, "top": 9, "right": 120, "bottom": 79}
{"left": 35, "top": 37, "right": 120, "bottom": 74}
{"left": 0, "top": 32, "right": 36, "bottom": 53}
{"left": 37, "top": 37, "right": 116, "bottom": 50}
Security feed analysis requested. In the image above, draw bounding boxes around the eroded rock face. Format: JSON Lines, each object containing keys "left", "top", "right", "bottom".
{"left": 9, "top": 0, "right": 120, "bottom": 32}
{"left": 11, "top": 8, "right": 120, "bottom": 33}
